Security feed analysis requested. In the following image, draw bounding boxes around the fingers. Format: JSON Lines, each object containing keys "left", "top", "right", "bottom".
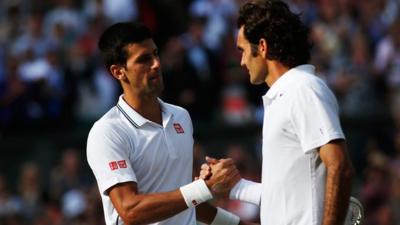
{"left": 199, "top": 169, "right": 211, "bottom": 180}
{"left": 201, "top": 163, "right": 210, "bottom": 170}
{"left": 205, "top": 156, "right": 219, "bottom": 165}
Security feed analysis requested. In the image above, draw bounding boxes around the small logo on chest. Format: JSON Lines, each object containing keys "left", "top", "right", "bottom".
{"left": 173, "top": 123, "right": 185, "bottom": 134}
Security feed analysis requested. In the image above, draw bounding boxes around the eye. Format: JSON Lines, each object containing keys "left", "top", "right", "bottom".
{"left": 136, "top": 54, "right": 153, "bottom": 64}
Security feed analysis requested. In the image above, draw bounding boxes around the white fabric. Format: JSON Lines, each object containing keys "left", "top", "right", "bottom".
{"left": 260, "top": 65, "right": 345, "bottom": 225}
{"left": 87, "top": 95, "right": 196, "bottom": 225}
{"left": 180, "top": 179, "right": 213, "bottom": 208}
{"left": 211, "top": 207, "right": 240, "bottom": 225}
{"left": 229, "top": 179, "right": 261, "bottom": 206}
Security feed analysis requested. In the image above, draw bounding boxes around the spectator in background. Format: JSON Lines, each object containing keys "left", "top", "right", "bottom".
{"left": 0, "top": 56, "right": 27, "bottom": 129}
{"left": 12, "top": 13, "right": 50, "bottom": 58}
{"left": 374, "top": 18, "right": 400, "bottom": 92}
{"left": 16, "top": 162, "right": 44, "bottom": 221}
{"left": 50, "top": 148, "right": 90, "bottom": 201}
{"left": 43, "top": 0, "right": 85, "bottom": 40}
{"left": 179, "top": 17, "right": 220, "bottom": 121}
{"left": 0, "top": 174, "right": 20, "bottom": 217}
{"left": 189, "top": 0, "right": 238, "bottom": 52}
{"left": 161, "top": 36, "right": 199, "bottom": 120}
{"left": 0, "top": 2, "right": 25, "bottom": 46}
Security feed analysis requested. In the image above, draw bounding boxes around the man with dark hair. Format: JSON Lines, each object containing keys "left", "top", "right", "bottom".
{"left": 201, "top": 1, "right": 355, "bottom": 225}
{"left": 87, "top": 22, "right": 255, "bottom": 225}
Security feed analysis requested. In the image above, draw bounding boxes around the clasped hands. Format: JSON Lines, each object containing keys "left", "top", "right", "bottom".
{"left": 197, "top": 156, "right": 241, "bottom": 198}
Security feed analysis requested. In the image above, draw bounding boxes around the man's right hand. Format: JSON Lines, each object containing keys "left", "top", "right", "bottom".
{"left": 200, "top": 157, "right": 241, "bottom": 198}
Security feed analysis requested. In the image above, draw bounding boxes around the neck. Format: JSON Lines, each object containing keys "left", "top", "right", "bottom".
{"left": 265, "top": 61, "right": 290, "bottom": 87}
{"left": 122, "top": 91, "right": 162, "bottom": 125}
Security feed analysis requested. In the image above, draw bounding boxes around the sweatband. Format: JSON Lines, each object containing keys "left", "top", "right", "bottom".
{"left": 211, "top": 207, "right": 240, "bottom": 225}
{"left": 180, "top": 179, "right": 213, "bottom": 208}
{"left": 229, "top": 178, "right": 262, "bottom": 206}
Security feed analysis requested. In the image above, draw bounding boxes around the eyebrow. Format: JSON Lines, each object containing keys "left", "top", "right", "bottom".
{"left": 135, "top": 48, "right": 158, "bottom": 62}
{"left": 237, "top": 46, "right": 244, "bottom": 52}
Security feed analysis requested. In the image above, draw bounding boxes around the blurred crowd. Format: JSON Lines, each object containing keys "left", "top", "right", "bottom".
{"left": 0, "top": 0, "right": 399, "bottom": 224}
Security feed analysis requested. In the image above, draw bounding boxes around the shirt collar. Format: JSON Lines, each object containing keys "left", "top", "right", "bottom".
{"left": 264, "top": 64, "right": 315, "bottom": 100}
{"left": 117, "top": 95, "right": 172, "bottom": 127}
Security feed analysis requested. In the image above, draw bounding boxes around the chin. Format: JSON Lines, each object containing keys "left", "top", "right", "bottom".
{"left": 250, "top": 78, "right": 263, "bottom": 85}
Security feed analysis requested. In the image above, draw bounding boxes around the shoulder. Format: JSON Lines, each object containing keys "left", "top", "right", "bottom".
{"left": 292, "top": 72, "right": 332, "bottom": 96}
{"left": 88, "top": 107, "right": 130, "bottom": 141}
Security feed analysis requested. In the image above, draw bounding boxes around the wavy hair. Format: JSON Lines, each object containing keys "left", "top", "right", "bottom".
{"left": 237, "top": 0, "right": 311, "bottom": 68}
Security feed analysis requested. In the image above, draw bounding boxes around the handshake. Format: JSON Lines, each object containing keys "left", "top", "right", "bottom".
{"left": 196, "top": 156, "right": 242, "bottom": 198}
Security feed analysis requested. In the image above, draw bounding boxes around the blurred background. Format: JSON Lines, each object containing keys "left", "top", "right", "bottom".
{"left": 0, "top": 0, "right": 399, "bottom": 224}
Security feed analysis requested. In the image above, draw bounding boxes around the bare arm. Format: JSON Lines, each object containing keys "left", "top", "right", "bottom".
{"left": 108, "top": 182, "right": 187, "bottom": 225}
{"left": 108, "top": 159, "right": 239, "bottom": 225}
{"left": 319, "top": 139, "right": 354, "bottom": 225}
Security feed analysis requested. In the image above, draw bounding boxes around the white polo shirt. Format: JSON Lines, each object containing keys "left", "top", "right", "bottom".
{"left": 87, "top": 96, "right": 196, "bottom": 225}
{"left": 260, "top": 65, "right": 345, "bottom": 225}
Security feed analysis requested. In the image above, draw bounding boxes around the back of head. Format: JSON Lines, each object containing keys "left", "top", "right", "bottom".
{"left": 237, "top": 0, "right": 311, "bottom": 68}
{"left": 98, "top": 22, "right": 152, "bottom": 69}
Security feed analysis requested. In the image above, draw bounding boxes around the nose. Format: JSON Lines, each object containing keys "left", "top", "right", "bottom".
{"left": 152, "top": 56, "right": 161, "bottom": 70}
{"left": 240, "top": 54, "right": 246, "bottom": 67}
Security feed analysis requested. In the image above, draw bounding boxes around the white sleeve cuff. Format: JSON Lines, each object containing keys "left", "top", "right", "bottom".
{"left": 211, "top": 207, "right": 240, "bottom": 225}
{"left": 229, "top": 178, "right": 262, "bottom": 206}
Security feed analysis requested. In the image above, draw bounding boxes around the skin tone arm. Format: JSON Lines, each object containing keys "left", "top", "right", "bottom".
{"left": 319, "top": 139, "right": 354, "bottom": 225}
{"left": 108, "top": 159, "right": 239, "bottom": 225}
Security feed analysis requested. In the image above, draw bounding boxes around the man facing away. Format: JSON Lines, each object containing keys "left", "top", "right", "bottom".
{"left": 87, "top": 22, "right": 257, "bottom": 225}
{"left": 201, "top": 1, "right": 355, "bottom": 225}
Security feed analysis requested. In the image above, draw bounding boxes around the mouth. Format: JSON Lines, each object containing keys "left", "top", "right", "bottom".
{"left": 148, "top": 73, "right": 162, "bottom": 84}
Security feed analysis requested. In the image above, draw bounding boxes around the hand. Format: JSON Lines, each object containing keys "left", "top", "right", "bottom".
{"left": 203, "top": 157, "right": 241, "bottom": 198}
{"left": 196, "top": 156, "right": 216, "bottom": 180}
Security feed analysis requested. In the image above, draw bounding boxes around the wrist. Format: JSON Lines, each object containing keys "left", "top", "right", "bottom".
{"left": 179, "top": 179, "right": 213, "bottom": 208}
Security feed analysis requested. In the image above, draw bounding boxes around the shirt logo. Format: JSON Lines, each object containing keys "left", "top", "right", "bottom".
{"left": 109, "top": 161, "right": 118, "bottom": 171}
{"left": 109, "top": 160, "right": 127, "bottom": 171}
{"left": 118, "top": 160, "right": 127, "bottom": 168}
{"left": 173, "top": 123, "right": 184, "bottom": 134}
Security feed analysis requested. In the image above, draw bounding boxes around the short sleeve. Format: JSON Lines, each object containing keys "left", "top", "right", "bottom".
{"left": 290, "top": 81, "right": 345, "bottom": 153}
{"left": 87, "top": 122, "right": 137, "bottom": 195}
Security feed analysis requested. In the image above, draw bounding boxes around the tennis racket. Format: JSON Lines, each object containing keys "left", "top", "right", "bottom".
{"left": 344, "top": 196, "right": 364, "bottom": 225}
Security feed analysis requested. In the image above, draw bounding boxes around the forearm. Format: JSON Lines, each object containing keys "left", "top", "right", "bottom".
{"left": 322, "top": 163, "right": 353, "bottom": 225}
{"left": 196, "top": 202, "right": 218, "bottom": 224}
{"left": 116, "top": 189, "right": 188, "bottom": 225}
{"left": 230, "top": 179, "right": 262, "bottom": 206}
{"left": 111, "top": 180, "right": 212, "bottom": 225}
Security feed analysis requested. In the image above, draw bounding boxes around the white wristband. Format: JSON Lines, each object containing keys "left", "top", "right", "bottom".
{"left": 211, "top": 207, "right": 240, "bottom": 225}
{"left": 229, "top": 178, "right": 262, "bottom": 206}
{"left": 180, "top": 179, "right": 213, "bottom": 208}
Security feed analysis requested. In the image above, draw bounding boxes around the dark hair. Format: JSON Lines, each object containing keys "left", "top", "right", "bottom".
{"left": 237, "top": 0, "right": 311, "bottom": 68}
{"left": 98, "top": 22, "right": 152, "bottom": 69}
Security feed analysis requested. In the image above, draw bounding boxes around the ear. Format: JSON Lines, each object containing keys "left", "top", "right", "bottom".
{"left": 258, "top": 38, "right": 268, "bottom": 58}
{"left": 110, "top": 65, "right": 126, "bottom": 80}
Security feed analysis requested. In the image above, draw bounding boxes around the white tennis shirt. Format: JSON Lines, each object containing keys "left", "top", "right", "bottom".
{"left": 87, "top": 96, "right": 196, "bottom": 225}
{"left": 260, "top": 65, "right": 345, "bottom": 225}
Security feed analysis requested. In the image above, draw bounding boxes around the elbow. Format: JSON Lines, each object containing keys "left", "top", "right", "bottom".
{"left": 119, "top": 204, "right": 145, "bottom": 225}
